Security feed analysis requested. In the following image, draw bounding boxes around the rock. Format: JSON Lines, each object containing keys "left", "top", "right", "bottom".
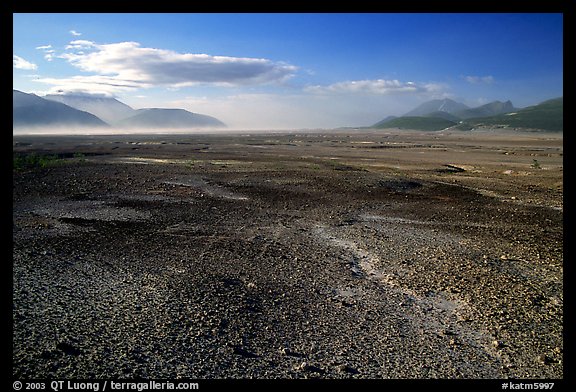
{"left": 232, "top": 346, "right": 258, "bottom": 358}
{"left": 553, "top": 347, "right": 562, "bottom": 354}
{"left": 337, "top": 364, "right": 360, "bottom": 374}
{"left": 537, "top": 354, "right": 554, "bottom": 365}
{"left": 279, "top": 347, "right": 305, "bottom": 357}
{"left": 56, "top": 341, "right": 81, "bottom": 356}
{"left": 492, "top": 340, "right": 504, "bottom": 349}
{"left": 297, "top": 362, "right": 324, "bottom": 373}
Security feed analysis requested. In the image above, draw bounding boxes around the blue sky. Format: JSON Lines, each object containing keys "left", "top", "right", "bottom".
{"left": 13, "top": 13, "right": 563, "bottom": 129}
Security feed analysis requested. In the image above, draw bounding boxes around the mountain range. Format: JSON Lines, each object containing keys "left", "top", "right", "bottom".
{"left": 13, "top": 90, "right": 108, "bottom": 129}
{"left": 462, "top": 97, "right": 563, "bottom": 132}
{"left": 13, "top": 90, "right": 562, "bottom": 132}
{"left": 13, "top": 90, "right": 226, "bottom": 130}
{"left": 44, "top": 94, "right": 135, "bottom": 124}
{"left": 402, "top": 98, "right": 471, "bottom": 117}
{"left": 373, "top": 97, "right": 562, "bottom": 132}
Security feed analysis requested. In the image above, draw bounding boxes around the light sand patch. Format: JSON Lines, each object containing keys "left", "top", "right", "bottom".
{"left": 163, "top": 176, "right": 249, "bottom": 201}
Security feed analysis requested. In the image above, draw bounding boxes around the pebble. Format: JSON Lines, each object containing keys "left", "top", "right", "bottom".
{"left": 537, "top": 354, "right": 552, "bottom": 364}
{"left": 336, "top": 364, "right": 359, "bottom": 374}
{"left": 297, "top": 362, "right": 323, "bottom": 373}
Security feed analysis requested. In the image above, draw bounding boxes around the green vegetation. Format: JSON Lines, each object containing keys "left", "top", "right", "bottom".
{"left": 374, "top": 116, "right": 457, "bottom": 131}
{"left": 13, "top": 152, "right": 87, "bottom": 172}
{"left": 371, "top": 97, "right": 562, "bottom": 132}
{"left": 464, "top": 98, "right": 563, "bottom": 132}
{"left": 14, "top": 153, "right": 62, "bottom": 171}
{"left": 73, "top": 152, "right": 86, "bottom": 162}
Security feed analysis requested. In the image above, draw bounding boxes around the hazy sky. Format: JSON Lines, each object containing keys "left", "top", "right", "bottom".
{"left": 13, "top": 13, "right": 563, "bottom": 129}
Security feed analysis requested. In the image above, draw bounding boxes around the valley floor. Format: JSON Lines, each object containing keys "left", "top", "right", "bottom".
{"left": 12, "top": 129, "right": 563, "bottom": 380}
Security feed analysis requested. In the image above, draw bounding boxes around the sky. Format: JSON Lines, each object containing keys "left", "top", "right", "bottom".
{"left": 13, "top": 13, "right": 563, "bottom": 130}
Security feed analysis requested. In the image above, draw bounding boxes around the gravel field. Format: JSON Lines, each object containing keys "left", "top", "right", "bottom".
{"left": 12, "top": 130, "right": 563, "bottom": 380}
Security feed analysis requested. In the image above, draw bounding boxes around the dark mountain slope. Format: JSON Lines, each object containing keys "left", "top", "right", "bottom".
{"left": 13, "top": 90, "right": 109, "bottom": 128}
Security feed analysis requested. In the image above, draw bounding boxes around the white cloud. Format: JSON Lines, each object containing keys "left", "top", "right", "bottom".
{"left": 463, "top": 75, "right": 495, "bottom": 84}
{"left": 305, "top": 79, "right": 445, "bottom": 96}
{"left": 69, "top": 30, "right": 82, "bottom": 36}
{"left": 36, "top": 45, "right": 55, "bottom": 61}
{"left": 65, "top": 40, "right": 97, "bottom": 50}
{"left": 35, "top": 75, "right": 141, "bottom": 96}
{"left": 13, "top": 55, "right": 38, "bottom": 70}
{"left": 39, "top": 40, "right": 297, "bottom": 95}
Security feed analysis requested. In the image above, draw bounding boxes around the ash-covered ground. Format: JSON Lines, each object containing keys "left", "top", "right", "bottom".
{"left": 13, "top": 130, "right": 563, "bottom": 379}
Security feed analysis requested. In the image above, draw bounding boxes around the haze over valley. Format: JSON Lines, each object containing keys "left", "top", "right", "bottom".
{"left": 12, "top": 89, "right": 563, "bottom": 134}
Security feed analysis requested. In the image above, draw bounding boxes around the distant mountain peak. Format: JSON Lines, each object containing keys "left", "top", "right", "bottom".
{"left": 41, "top": 94, "right": 226, "bottom": 129}
{"left": 455, "top": 100, "right": 517, "bottom": 119}
{"left": 44, "top": 93, "right": 135, "bottom": 124}
{"left": 403, "top": 98, "right": 470, "bottom": 117}
{"left": 13, "top": 90, "right": 109, "bottom": 129}
{"left": 463, "top": 97, "right": 562, "bottom": 131}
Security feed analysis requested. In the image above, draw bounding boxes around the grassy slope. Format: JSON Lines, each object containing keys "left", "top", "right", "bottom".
{"left": 370, "top": 97, "right": 562, "bottom": 132}
{"left": 373, "top": 116, "right": 457, "bottom": 131}
{"left": 464, "top": 98, "right": 563, "bottom": 131}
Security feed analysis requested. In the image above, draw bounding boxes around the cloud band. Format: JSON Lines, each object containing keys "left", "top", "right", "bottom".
{"left": 305, "top": 79, "right": 444, "bottom": 95}
{"left": 35, "top": 40, "right": 297, "bottom": 95}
